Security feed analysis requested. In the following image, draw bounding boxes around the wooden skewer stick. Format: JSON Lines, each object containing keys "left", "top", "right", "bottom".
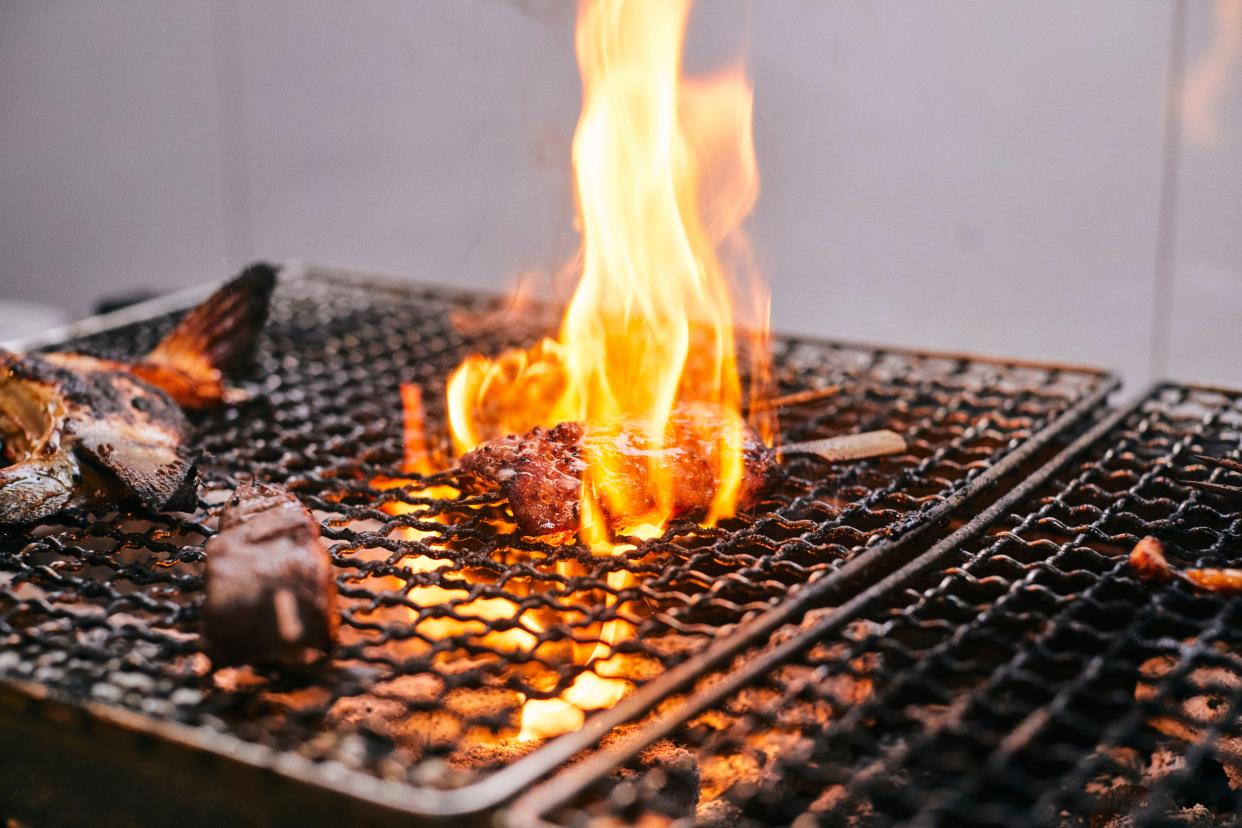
{"left": 749, "top": 385, "right": 841, "bottom": 412}
{"left": 1195, "top": 453, "right": 1242, "bottom": 474}
{"left": 777, "top": 429, "right": 907, "bottom": 463}
{"left": 1183, "top": 479, "right": 1242, "bottom": 498}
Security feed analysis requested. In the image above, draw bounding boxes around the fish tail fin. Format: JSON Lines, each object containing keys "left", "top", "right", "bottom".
{"left": 134, "top": 263, "right": 277, "bottom": 408}
{"left": 149, "top": 262, "right": 277, "bottom": 375}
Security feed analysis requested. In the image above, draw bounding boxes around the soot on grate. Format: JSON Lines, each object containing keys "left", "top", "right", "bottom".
{"left": 0, "top": 267, "right": 1110, "bottom": 818}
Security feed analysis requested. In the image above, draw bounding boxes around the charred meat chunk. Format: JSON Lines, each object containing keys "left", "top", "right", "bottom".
{"left": 460, "top": 405, "right": 778, "bottom": 535}
{"left": 461, "top": 421, "right": 587, "bottom": 535}
{"left": 203, "top": 481, "right": 337, "bottom": 667}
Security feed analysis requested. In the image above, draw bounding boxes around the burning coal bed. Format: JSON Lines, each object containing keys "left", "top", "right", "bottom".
{"left": 0, "top": 268, "right": 1112, "bottom": 825}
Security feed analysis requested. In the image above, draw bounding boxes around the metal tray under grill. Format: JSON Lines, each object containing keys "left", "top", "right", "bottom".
{"left": 0, "top": 264, "right": 1115, "bottom": 826}
{"left": 515, "top": 381, "right": 1242, "bottom": 828}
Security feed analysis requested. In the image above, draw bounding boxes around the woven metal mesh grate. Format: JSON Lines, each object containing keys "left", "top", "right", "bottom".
{"left": 0, "top": 268, "right": 1110, "bottom": 815}
{"left": 534, "top": 383, "right": 1242, "bottom": 828}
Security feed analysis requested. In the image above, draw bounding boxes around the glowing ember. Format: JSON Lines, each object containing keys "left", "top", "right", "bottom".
{"left": 399, "top": 383, "right": 433, "bottom": 475}
{"left": 445, "top": 0, "right": 770, "bottom": 739}
{"left": 375, "top": 385, "right": 544, "bottom": 657}
{"left": 516, "top": 526, "right": 656, "bottom": 741}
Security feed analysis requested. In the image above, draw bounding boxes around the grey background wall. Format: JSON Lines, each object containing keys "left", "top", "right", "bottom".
{"left": 1, "top": 0, "right": 1239, "bottom": 387}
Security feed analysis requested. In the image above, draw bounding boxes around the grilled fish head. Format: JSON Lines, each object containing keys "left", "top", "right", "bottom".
{"left": 0, "top": 263, "right": 276, "bottom": 524}
{"left": 0, "top": 354, "right": 75, "bottom": 524}
{"left": 0, "top": 351, "right": 198, "bottom": 524}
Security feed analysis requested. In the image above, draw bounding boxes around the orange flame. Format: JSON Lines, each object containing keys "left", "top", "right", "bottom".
{"left": 448, "top": 0, "right": 766, "bottom": 524}
{"left": 446, "top": 0, "right": 769, "bottom": 739}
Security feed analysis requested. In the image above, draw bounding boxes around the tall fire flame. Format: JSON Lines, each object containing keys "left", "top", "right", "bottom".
{"left": 444, "top": 0, "right": 769, "bottom": 740}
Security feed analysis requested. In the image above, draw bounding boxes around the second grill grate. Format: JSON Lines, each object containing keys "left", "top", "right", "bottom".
{"left": 519, "top": 382, "right": 1242, "bottom": 828}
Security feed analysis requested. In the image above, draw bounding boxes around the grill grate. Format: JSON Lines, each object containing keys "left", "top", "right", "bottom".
{"left": 0, "top": 266, "right": 1112, "bottom": 823}
{"left": 523, "top": 382, "right": 1242, "bottom": 828}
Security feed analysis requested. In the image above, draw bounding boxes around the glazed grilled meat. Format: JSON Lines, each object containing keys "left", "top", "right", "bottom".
{"left": 462, "top": 421, "right": 587, "bottom": 535}
{"left": 460, "top": 406, "right": 778, "bottom": 535}
{"left": 203, "top": 481, "right": 337, "bottom": 667}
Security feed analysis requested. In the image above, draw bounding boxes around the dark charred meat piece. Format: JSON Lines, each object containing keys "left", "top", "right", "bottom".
{"left": 203, "top": 481, "right": 337, "bottom": 667}
{"left": 1130, "top": 535, "right": 1242, "bottom": 595}
{"left": 0, "top": 264, "right": 276, "bottom": 524}
{"left": 460, "top": 406, "right": 778, "bottom": 535}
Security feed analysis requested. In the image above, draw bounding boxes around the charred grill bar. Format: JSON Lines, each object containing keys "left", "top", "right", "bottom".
{"left": 519, "top": 383, "right": 1242, "bottom": 827}
{"left": 0, "top": 266, "right": 1117, "bottom": 825}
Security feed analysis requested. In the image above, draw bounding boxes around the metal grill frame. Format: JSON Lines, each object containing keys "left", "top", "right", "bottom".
{"left": 511, "top": 381, "right": 1242, "bottom": 828}
{"left": 0, "top": 264, "right": 1117, "bottom": 825}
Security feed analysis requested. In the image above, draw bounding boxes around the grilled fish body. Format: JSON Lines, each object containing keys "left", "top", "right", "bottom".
{"left": 0, "top": 264, "right": 277, "bottom": 525}
{"left": 0, "top": 351, "right": 196, "bottom": 524}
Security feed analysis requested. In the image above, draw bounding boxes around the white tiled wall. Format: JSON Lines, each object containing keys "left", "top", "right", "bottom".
{"left": 1168, "top": 0, "right": 1242, "bottom": 384}
{"left": 0, "top": 2, "right": 232, "bottom": 309}
{"left": 1, "top": 0, "right": 1238, "bottom": 388}
{"left": 744, "top": 0, "right": 1172, "bottom": 384}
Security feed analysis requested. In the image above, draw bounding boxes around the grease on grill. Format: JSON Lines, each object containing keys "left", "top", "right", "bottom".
{"left": 0, "top": 272, "right": 1107, "bottom": 803}
{"left": 540, "top": 384, "right": 1242, "bottom": 828}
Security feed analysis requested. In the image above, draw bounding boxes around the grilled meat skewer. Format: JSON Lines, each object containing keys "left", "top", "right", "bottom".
{"left": 460, "top": 406, "right": 904, "bottom": 536}
{"left": 203, "top": 480, "right": 337, "bottom": 667}
{"left": 0, "top": 264, "right": 276, "bottom": 525}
